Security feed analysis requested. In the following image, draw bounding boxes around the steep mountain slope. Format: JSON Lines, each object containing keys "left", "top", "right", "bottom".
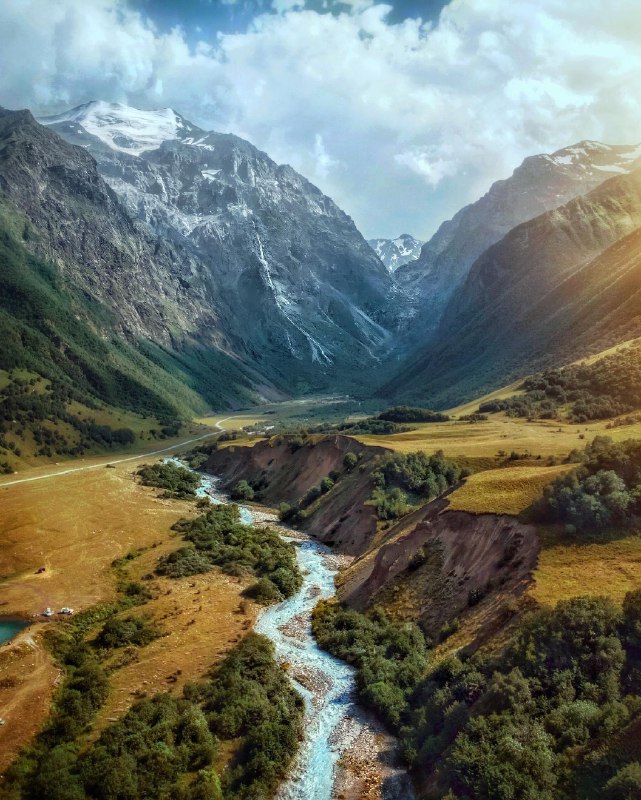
{"left": 40, "top": 101, "right": 398, "bottom": 394}
{"left": 383, "top": 168, "right": 641, "bottom": 406}
{"left": 0, "top": 107, "right": 263, "bottom": 412}
{"left": 395, "top": 140, "right": 641, "bottom": 339}
{"left": 367, "top": 233, "right": 423, "bottom": 271}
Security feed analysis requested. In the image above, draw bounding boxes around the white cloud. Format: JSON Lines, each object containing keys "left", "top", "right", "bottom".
{"left": 1, "top": 0, "right": 641, "bottom": 239}
{"left": 394, "top": 148, "right": 458, "bottom": 188}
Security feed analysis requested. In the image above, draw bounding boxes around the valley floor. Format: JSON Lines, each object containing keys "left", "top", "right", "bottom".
{"left": 4, "top": 389, "right": 641, "bottom": 796}
{"left": 0, "top": 415, "right": 258, "bottom": 773}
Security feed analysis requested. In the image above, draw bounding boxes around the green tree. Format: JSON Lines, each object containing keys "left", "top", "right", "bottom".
{"left": 604, "top": 762, "right": 641, "bottom": 800}
{"left": 232, "top": 480, "right": 255, "bottom": 501}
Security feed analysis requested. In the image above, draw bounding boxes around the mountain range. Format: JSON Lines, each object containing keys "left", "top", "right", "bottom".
{"left": 2, "top": 99, "right": 641, "bottom": 422}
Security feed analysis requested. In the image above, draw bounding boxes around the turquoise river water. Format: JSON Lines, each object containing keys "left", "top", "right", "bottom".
{"left": 169, "top": 458, "right": 414, "bottom": 800}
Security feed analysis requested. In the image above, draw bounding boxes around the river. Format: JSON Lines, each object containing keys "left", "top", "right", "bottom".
{"left": 172, "top": 458, "right": 414, "bottom": 800}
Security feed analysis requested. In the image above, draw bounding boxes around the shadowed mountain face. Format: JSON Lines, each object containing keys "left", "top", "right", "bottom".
{"left": 0, "top": 107, "right": 266, "bottom": 413}
{"left": 39, "top": 101, "right": 399, "bottom": 397}
{"left": 395, "top": 140, "right": 641, "bottom": 343}
{"left": 382, "top": 169, "right": 641, "bottom": 407}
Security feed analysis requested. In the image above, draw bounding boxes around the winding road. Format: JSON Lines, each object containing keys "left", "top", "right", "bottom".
{"left": 0, "top": 417, "right": 234, "bottom": 489}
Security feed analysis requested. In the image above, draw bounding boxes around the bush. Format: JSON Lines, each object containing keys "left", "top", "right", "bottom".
{"left": 5, "top": 634, "right": 303, "bottom": 800}
{"left": 478, "top": 343, "right": 641, "bottom": 423}
{"left": 604, "top": 762, "right": 641, "bottom": 800}
{"left": 231, "top": 480, "right": 255, "bottom": 501}
{"left": 95, "top": 615, "right": 161, "bottom": 649}
{"left": 372, "top": 486, "right": 409, "bottom": 520}
{"left": 339, "top": 418, "right": 412, "bottom": 435}
{"left": 312, "top": 601, "right": 429, "bottom": 732}
{"left": 378, "top": 406, "right": 449, "bottom": 423}
{"left": 370, "top": 450, "right": 462, "bottom": 519}
{"left": 197, "top": 633, "right": 304, "bottom": 798}
{"left": 80, "top": 694, "right": 217, "bottom": 799}
{"left": 343, "top": 452, "right": 358, "bottom": 471}
{"left": 157, "top": 546, "right": 214, "bottom": 578}
{"left": 157, "top": 505, "right": 302, "bottom": 604}
{"left": 137, "top": 461, "right": 200, "bottom": 499}
{"left": 396, "top": 593, "right": 641, "bottom": 799}
{"left": 320, "top": 476, "right": 335, "bottom": 493}
{"left": 243, "top": 577, "right": 282, "bottom": 605}
{"left": 540, "top": 436, "right": 641, "bottom": 531}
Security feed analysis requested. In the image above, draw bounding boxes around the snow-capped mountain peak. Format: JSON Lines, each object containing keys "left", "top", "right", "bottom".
{"left": 367, "top": 233, "right": 424, "bottom": 272}
{"left": 542, "top": 140, "right": 641, "bottom": 176}
{"left": 38, "top": 100, "right": 204, "bottom": 156}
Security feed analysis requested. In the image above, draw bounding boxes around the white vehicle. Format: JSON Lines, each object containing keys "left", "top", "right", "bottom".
{"left": 59, "top": 607, "right": 74, "bottom": 615}
{"left": 42, "top": 608, "right": 54, "bottom": 617}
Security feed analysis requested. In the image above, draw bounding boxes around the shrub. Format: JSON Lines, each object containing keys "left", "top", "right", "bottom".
{"left": 378, "top": 406, "right": 449, "bottom": 423}
{"left": 320, "top": 476, "right": 335, "bottom": 493}
{"left": 370, "top": 450, "right": 462, "bottom": 519}
{"left": 95, "top": 615, "right": 161, "bottom": 649}
{"left": 231, "top": 480, "right": 255, "bottom": 501}
{"left": 539, "top": 437, "right": 641, "bottom": 531}
{"left": 243, "top": 577, "right": 282, "bottom": 605}
{"left": 343, "top": 452, "right": 358, "bottom": 471}
{"left": 312, "top": 601, "right": 429, "bottom": 732}
{"left": 158, "top": 505, "right": 302, "bottom": 603}
{"left": 137, "top": 461, "right": 200, "bottom": 499}
{"left": 155, "top": 547, "right": 212, "bottom": 579}
{"left": 604, "top": 762, "right": 641, "bottom": 800}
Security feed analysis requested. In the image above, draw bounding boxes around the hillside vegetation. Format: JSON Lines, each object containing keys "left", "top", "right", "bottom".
{"left": 314, "top": 593, "right": 641, "bottom": 800}
{"left": 4, "top": 632, "right": 302, "bottom": 800}
{"left": 479, "top": 341, "right": 641, "bottom": 422}
{"left": 0, "top": 211, "right": 208, "bottom": 466}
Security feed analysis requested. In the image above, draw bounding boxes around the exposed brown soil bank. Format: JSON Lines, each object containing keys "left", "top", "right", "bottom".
{"left": 206, "top": 436, "right": 540, "bottom": 639}
{"left": 206, "top": 435, "right": 389, "bottom": 555}
{"left": 339, "top": 498, "right": 538, "bottom": 637}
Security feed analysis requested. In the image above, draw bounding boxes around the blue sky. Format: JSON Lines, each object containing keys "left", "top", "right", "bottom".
{"left": 2, "top": 0, "right": 640, "bottom": 240}
{"left": 132, "top": 1, "right": 448, "bottom": 38}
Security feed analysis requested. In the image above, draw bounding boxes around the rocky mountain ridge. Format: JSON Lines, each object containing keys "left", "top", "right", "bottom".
{"left": 395, "top": 139, "right": 641, "bottom": 342}
{"left": 40, "top": 101, "right": 400, "bottom": 396}
{"left": 367, "top": 233, "right": 424, "bottom": 271}
{"left": 384, "top": 167, "right": 641, "bottom": 406}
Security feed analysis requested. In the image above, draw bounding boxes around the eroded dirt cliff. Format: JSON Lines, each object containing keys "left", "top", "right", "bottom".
{"left": 205, "top": 435, "right": 540, "bottom": 639}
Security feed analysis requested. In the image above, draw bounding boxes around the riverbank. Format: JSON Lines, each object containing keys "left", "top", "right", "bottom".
{"left": 196, "top": 478, "right": 414, "bottom": 800}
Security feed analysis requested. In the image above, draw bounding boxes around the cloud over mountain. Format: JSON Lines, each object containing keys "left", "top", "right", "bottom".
{"left": 2, "top": 0, "right": 641, "bottom": 238}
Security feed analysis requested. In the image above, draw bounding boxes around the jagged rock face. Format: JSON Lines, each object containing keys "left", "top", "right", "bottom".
{"left": 396, "top": 140, "right": 641, "bottom": 340}
{"left": 0, "top": 107, "right": 222, "bottom": 349}
{"left": 40, "top": 101, "right": 399, "bottom": 394}
{"left": 383, "top": 168, "right": 641, "bottom": 406}
{"left": 367, "top": 233, "right": 423, "bottom": 272}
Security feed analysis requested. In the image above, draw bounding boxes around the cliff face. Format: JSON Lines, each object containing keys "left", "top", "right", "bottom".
{"left": 40, "top": 101, "right": 401, "bottom": 396}
{"left": 0, "top": 108, "right": 217, "bottom": 347}
{"left": 205, "top": 436, "right": 540, "bottom": 638}
{"left": 205, "top": 435, "right": 388, "bottom": 555}
{"left": 339, "top": 502, "right": 538, "bottom": 637}
{"left": 384, "top": 168, "right": 641, "bottom": 407}
{"left": 395, "top": 140, "right": 641, "bottom": 342}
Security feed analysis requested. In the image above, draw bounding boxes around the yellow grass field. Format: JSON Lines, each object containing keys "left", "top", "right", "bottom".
{"left": 530, "top": 529, "right": 641, "bottom": 607}
{"left": 355, "top": 412, "right": 641, "bottom": 461}
{"left": 447, "top": 464, "right": 573, "bottom": 516}
{"left": 0, "top": 445, "right": 257, "bottom": 772}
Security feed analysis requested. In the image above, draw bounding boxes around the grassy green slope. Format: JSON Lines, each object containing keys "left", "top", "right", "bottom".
{"left": 0, "top": 204, "right": 268, "bottom": 469}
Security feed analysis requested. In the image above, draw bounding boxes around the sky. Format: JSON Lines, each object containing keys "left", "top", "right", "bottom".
{"left": 1, "top": 0, "right": 641, "bottom": 240}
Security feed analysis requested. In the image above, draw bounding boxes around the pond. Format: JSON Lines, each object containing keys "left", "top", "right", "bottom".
{"left": 0, "top": 617, "right": 28, "bottom": 645}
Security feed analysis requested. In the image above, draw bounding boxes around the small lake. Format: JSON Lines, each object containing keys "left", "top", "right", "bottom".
{"left": 0, "top": 617, "right": 28, "bottom": 645}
